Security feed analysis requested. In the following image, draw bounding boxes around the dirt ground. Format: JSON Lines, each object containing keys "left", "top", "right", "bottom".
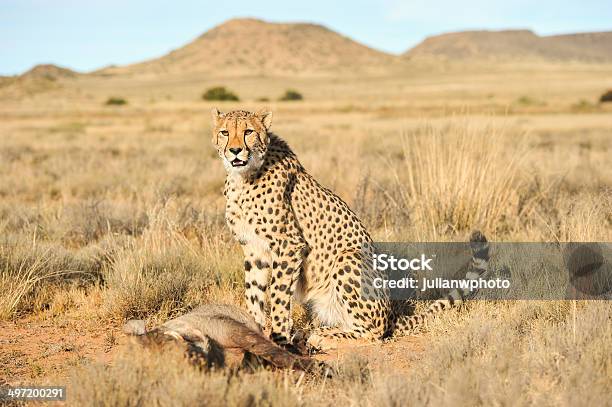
{"left": 0, "top": 318, "right": 123, "bottom": 383}
{"left": 0, "top": 316, "right": 424, "bottom": 384}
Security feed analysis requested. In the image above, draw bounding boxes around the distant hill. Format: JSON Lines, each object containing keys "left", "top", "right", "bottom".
{"left": 543, "top": 32, "right": 612, "bottom": 61}
{"left": 0, "top": 64, "right": 77, "bottom": 98}
{"left": 8, "top": 24, "right": 612, "bottom": 92}
{"left": 403, "top": 30, "right": 612, "bottom": 62}
{"left": 21, "top": 64, "right": 78, "bottom": 80}
{"left": 100, "top": 18, "right": 399, "bottom": 76}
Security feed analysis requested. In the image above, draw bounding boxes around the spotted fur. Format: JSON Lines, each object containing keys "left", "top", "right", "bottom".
{"left": 211, "top": 109, "right": 490, "bottom": 351}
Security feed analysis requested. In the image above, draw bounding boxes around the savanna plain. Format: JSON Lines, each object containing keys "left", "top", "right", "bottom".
{"left": 1, "top": 61, "right": 611, "bottom": 406}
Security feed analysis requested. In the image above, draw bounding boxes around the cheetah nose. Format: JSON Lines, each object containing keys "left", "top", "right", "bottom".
{"left": 229, "top": 147, "right": 242, "bottom": 155}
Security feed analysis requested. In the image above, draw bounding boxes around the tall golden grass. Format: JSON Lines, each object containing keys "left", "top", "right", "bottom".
{"left": 0, "top": 98, "right": 609, "bottom": 404}
{"left": 102, "top": 202, "right": 242, "bottom": 322}
{"left": 394, "top": 121, "right": 531, "bottom": 237}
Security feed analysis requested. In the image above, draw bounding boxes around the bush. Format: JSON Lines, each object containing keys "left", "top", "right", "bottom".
{"left": 101, "top": 206, "right": 243, "bottom": 321}
{"left": 102, "top": 231, "right": 202, "bottom": 320}
{"left": 572, "top": 99, "right": 596, "bottom": 111}
{"left": 599, "top": 90, "right": 612, "bottom": 103}
{"left": 279, "top": 89, "right": 303, "bottom": 101}
{"left": 105, "top": 97, "right": 127, "bottom": 106}
{"left": 0, "top": 240, "right": 104, "bottom": 319}
{"left": 395, "top": 121, "right": 530, "bottom": 234}
{"left": 202, "top": 87, "right": 239, "bottom": 101}
{"left": 256, "top": 97, "right": 270, "bottom": 102}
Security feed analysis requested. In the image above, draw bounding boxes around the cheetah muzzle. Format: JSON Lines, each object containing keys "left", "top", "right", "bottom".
{"left": 231, "top": 157, "right": 248, "bottom": 167}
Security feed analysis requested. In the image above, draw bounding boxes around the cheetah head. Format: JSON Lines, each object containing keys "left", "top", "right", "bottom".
{"left": 211, "top": 108, "right": 272, "bottom": 175}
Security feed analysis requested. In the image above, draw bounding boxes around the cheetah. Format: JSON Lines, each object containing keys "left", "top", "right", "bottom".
{"left": 123, "top": 303, "right": 327, "bottom": 372}
{"left": 211, "top": 108, "right": 490, "bottom": 351}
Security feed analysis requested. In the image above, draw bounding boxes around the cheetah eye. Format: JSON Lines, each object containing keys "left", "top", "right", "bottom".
{"left": 244, "top": 129, "right": 254, "bottom": 136}
{"left": 219, "top": 130, "right": 229, "bottom": 137}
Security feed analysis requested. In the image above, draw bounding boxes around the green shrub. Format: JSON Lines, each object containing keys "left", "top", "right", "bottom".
{"left": 202, "top": 86, "right": 239, "bottom": 101}
{"left": 514, "top": 95, "right": 546, "bottom": 107}
{"left": 572, "top": 99, "right": 596, "bottom": 111}
{"left": 279, "top": 89, "right": 303, "bottom": 101}
{"left": 256, "top": 97, "right": 270, "bottom": 102}
{"left": 105, "top": 97, "right": 127, "bottom": 106}
{"left": 599, "top": 90, "right": 612, "bottom": 103}
{"left": 515, "top": 96, "right": 534, "bottom": 105}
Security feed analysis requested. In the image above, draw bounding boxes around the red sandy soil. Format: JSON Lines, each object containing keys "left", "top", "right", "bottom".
{"left": 0, "top": 317, "right": 424, "bottom": 385}
{"left": 0, "top": 317, "right": 126, "bottom": 384}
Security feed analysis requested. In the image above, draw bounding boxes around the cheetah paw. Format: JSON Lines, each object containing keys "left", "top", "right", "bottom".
{"left": 306, "top": 333, "right": 338, "bottom": 353}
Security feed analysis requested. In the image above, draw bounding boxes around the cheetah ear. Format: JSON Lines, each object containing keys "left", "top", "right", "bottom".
{"left": 211, "top": 108, "right": 224, "bottom": 125}
{"left": 256, "top": 110, "right": 272, "bottom": 131}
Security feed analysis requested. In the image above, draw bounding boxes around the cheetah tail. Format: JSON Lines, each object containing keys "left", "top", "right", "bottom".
{"left": 392, "top": 230, "right": 490, "bottom": 335}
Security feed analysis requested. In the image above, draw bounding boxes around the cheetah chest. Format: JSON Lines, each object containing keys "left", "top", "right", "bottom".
{"left": 225, "top": 187, "right": 271, "bottom": 256}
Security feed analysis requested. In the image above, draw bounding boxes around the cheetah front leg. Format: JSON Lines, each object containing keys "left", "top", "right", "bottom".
{"left": 243, "top": 252, "right": 271, "bottom": 328}
{"left": 268, "top": 237, "right": 307, "bottom": 347}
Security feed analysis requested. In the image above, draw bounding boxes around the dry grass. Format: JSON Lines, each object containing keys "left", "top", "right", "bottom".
{"left": 0, "top": 65, "right": 610, "bottom": 405}
{"left": 0, "top": 238, "right": 105, "bottom": 319}
{"left": 102, "top": 203, "right": 242, "bottom": 322}
{"left": 370, "top": 301, "right": 611, "bottom": 406}
{"left": 394, "top": 121, "right": 530, "bottom": 237}
{"left": 69, "top": 345, "right": 304, "bottom": 406}
{"left": 0, "top": 244, "right": 56, "bottom": 319}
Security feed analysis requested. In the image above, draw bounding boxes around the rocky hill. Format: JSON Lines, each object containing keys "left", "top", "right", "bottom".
{"left": 102, "top": 18, "right": 399, "bottom": 76}
{"left": 404, "top": 30, "right": 612, "bottom": 62}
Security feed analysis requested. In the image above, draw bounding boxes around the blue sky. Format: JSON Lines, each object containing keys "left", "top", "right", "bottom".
{"left": 2, "top": 0, "right": 611, "bottom": 75}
